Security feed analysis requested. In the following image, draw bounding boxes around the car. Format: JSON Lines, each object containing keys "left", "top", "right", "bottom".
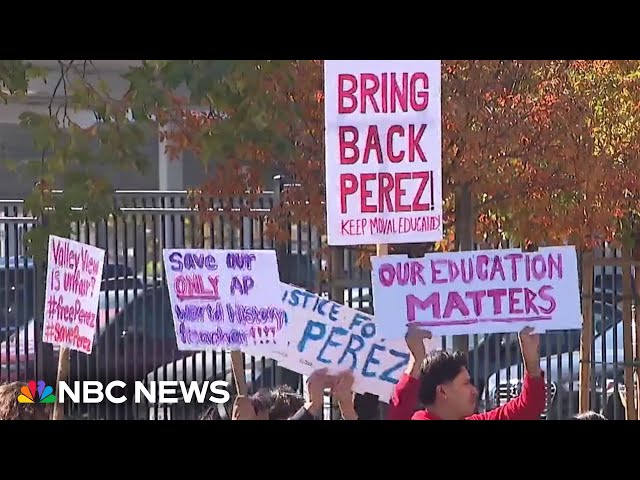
{"left": 70, "top": 283, "right": 192, "bottom": 419}
{"left": 481, "top": 308, "right": 629, "bottom": 420}
{"left": 466, "top": 301, "right": 624, "bottom": 396}
{"left": 0, "top": 282, "right": 190, "bottom": 419}
{"left": 0, "top": 255, "right": 144, "bottom": 343}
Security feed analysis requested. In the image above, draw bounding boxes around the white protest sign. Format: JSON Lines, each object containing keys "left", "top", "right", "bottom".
{"left": 324, "top": 59, "right": 443, "bottom": 246}
{"left": 163, "top": 249, "right": 286, "bottom": 351}
{"left": 371, "top": 246, "right": 582, "bottom": 341}
{"left": 42, "top": 235, "right": 106, "bottom": 354}
{"left": 272, "top": 283, "right": 439, "bottom": 403}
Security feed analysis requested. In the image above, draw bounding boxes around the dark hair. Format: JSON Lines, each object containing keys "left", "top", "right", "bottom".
{"left": 250, "top": 388, "right": 273, "bottom": 416}
{"left": 268, "top": 385, "right": 304, "bottom": 420}
{"left": 200, "top": 404, "right": 227, "bottom": 420}
{"left": 573, "top": 411, "right": 607, "bottom": 420}
{"left": 0, "top": 382, "right": 49, "bottom": 420}
{"left": 418, "top": 350, "right": 468, "bottom": 405}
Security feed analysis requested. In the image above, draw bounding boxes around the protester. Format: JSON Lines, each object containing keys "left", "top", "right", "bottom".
{"left": 289, "top": 368, "right": 358, "bottom": 420}
{"left": 268, "top": 385, "right": 306, "bottom": 419}
{"left": 228, "top": 384, "right": 305, "bottom": 420}
{"left": 200, "top": 403, "right": 229, "bottom": 420}
{"left": 0, "top": 382, "right": 49, "bottom": 420}
{"left": 572, "top": 411, "right": 607, "bottom": 420}
{"left": 387, "top": 325, "right": 547, "bottom": 420}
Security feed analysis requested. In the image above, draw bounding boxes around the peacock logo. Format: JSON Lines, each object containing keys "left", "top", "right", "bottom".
{"left": 17, "top": 380, "right": 57, "bottom": 404}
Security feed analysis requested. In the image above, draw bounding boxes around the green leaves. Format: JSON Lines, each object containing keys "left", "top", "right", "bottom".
{"left": 0, "top": 59, "right": 156, "bottom": 260}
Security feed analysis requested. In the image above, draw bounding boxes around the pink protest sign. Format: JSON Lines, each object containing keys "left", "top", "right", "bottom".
{"left": 42, "top": 235, "right": 106, "bottom": 354}
{"left": 371, "top": 246, "right": 582, "bottom": 340}
{"left": 323, "top": 60, "right": 443, "bottom": 246}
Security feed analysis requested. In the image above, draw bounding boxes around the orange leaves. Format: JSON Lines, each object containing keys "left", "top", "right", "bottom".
{"left": 140, "top": 60, "right": 640, "bottom": 251}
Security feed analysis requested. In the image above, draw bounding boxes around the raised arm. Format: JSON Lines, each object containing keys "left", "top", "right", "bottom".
{"left": 387, "top": 326, "right": 432, "bottom": 420}
{"left": 289, "top": 368, "right": 329, "bottom": 420}
{"left": 467, "top": 327, "right": 547, "bottom": 420}
{"left": 333, "top": 370, "right": 358, "bottom": 420}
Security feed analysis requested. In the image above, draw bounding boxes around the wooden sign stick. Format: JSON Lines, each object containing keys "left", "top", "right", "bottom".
{"left": 230, "top": 350, "right": 248, "bottom": 396}
{"left": 51, "top": 346, "right": 70, "bottom": 420}
{"left": 376, "top": 244, "right": 389, "bottom": 258}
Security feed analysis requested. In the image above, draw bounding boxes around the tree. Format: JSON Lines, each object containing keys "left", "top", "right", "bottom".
{"left": 0, "top": 60, "right": 155, "bottom": 260}
{"left": 136, "top": 60, "right": 640, "bottom": 253}
{"left": 4, "top": 60, "right": 640, "bottom": 259}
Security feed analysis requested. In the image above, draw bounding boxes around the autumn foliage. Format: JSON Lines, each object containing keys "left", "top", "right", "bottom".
{"left": 4, "top": 60, "right": 640, "bottom": 256}
{"left": 150, "top": 60, "right": 640, "bottom": 251}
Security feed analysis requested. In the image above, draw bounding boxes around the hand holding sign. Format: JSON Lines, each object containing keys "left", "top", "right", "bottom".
{"left": 333, "top": 370, "right": 358, "bottom": 420}
{"left": 305, "top": 368, "right": 332, "bottom": 417}
{"left": 406, "top": 324, "right": 433, "bottom": 359}
{"left": 332, "top": 370, "right": 355, "bottom": 403}
{"left": 405, "top": 325, "right": 435, "bottom": 379}
{"left": 518, "top": 326, "right": 542, "bottom": 378}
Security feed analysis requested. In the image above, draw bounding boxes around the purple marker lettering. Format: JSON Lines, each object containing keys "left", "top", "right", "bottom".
{"left": 508, "top": 288, "right": 524, "bottom": 315}
{"left": 447, "top": 260, "right": 460, "bottom": 282}
{"left": 476, "top": 255, "right": 489, "bottom": 281}
{"left": 460, "top": 258, "right": 473, "bottom": 284}
{"left": 486, "top": 288, "right": 507, "bottom": 315}
{"left": 523, "top": 288, "right": 540, "bottom": 315}
{"left": 532, "top": 255, "right": 547, "bottom": 280}
{"left": 410, "top": 261, "right": 426, "bottom": 286}
{"left": 430, "top": 260, "right": 447, "bottom": 284}
{"left": 169, "top": 252, "right": 184, "bottom": 271}
{"left": 548, "top": 253, "right": 563, "bottom": 279}
{"left": 443, "top": 291, "right": 469, "bottom": 318}
{"left": 489, "top": 256, "right": 506, "bottom": 281}
{"left": 378, "top": 263, "right": 395, "bottom": 287}
{"left": 537, "top": 285, "right": 556, "bottom": 314}
{"left": 465, "top": 290, "right": 486, "bottom": 316}
{"left": 504, "top": 253, "right": 523, "bottom": 281}
{"left": 406, "top": 292, "right": 441, "bottom": 322}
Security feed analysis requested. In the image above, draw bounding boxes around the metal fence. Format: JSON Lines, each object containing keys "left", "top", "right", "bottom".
{"left": 1, "top": 188, "right": 638, "bottom": 420}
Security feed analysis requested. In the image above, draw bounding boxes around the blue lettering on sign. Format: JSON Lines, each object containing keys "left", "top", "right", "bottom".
{"left": 288, "top": 289, "right": 316, "bottom": 309}
{"left": 287, "top": 288, "right": 343, "bottom": 323}
{"left": 381, "top": 350, "right": 410, "bottom": 384}
{"left": 295, "top": 319, "right": 409, "bottom": 386}
{"left": 317, "top": 327, "right": 348, "bottom": 364}
{"left": 285, "top": 286, "right": 410, "bottom": 386}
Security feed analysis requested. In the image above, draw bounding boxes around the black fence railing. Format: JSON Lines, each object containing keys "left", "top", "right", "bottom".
{"left": 0, "top": 190, "right": 636, "bottom": 420}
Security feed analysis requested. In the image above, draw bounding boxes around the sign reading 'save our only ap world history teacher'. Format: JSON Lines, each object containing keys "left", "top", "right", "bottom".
{"left": 163, "top": 249, "right": 286, "bottom": 351}
{"left": 371, "top": 246, "right": 583, "bottom": 341}
{"left": 42, "top": 235, "right": 106, "bottom": 355}
{"left": 323, "top": 60, "right": 443, "bottom": 246}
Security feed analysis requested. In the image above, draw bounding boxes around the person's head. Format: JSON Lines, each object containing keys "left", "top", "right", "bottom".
{"left": 573, "top": 411, "right": 607, "bottom": 420}
{"left": 249, "top": 389, "right": 273, "bottom": 420}
{"left": 0, "top": 382, "right": 49, "bottom": 420}
{"left": 200, "top": 404, "right": 227, "bottom": 420}
{"left": 268, "top": 385, "right": 304, "bottom": 420}
{"left": 418, "top": 350, "right": 478, "bottom": 418}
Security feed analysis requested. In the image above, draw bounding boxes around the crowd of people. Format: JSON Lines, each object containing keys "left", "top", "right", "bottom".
{"left": 0, "top": 326, "right": 608, "bottom": 420}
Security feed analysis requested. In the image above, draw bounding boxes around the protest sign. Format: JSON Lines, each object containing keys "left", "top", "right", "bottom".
{"left": 163, "top": 249, "right": 286, "bottom": 351}
{"left": 273, "top": 283, "right": 439, "bottom": 403}
{"left": 323, "top": 60, "right": 443, "bottom": 246}
{"left": 42, "top": 235, "right": 105, "bottom": 354}
{"left": 371, "top": 246, "right": 582, "bottom": 341}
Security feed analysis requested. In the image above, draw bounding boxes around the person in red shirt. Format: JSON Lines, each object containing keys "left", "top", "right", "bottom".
{"left": 387, "top": 326, "right": 547, "bottom": 420}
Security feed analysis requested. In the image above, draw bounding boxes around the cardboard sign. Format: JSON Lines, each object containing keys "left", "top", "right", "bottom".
{"left": 163, "top": 249, "right": 285, "bottom": 351}
{"left": 270, "top": 283, "right": 438, "bottom": 403}
{"left": 323, "top": 60, "right": 443, "bottom": 246}
{"left": 42, "top": 235, "right": 105, "bottom": 354}
{"left": 371, "top": 246, "right": 582, "bottom": 340}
